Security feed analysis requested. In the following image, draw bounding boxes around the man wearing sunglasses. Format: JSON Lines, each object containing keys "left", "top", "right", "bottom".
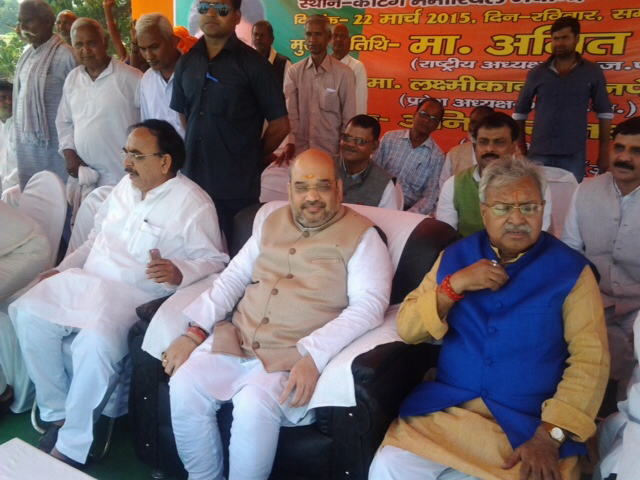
{"left": 171, "top": 0, "right": 289, "bottom": 244}
{"left": 436, "top": 112, "right": 551, "bottom": 237}
{"left": 338, "top": 114, "right": 403, "bottom": 209}
{"left": 373, "top": 98, "right": 446, "bottom": 215}
{"left": 371, "top": 155, "right": 608, "bottom": 480}
{"left": 11, "top": 120, "right": 229, "bottom": 469}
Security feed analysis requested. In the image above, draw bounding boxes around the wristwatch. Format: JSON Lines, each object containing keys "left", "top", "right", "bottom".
{"left": 542, "top": 422, "right": 566, "bottom": 444}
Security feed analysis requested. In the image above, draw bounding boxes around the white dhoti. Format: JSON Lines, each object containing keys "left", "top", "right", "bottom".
{"left": 9, "top": 268, "right": 155, "bottom": 463}
{"left": 169, "top": 335, "right": 312, "bottom": 480}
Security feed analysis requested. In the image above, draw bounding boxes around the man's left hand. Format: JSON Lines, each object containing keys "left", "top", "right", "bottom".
{"left": 502, "top": 426, "right": 561, "bottom": 480}
{"left": 279, "top": 354, "right": 319, "bottom": 407}
{"left": 146, "top": 259, "right": 183, "bottom": 286}
{"left": 597, "top": 148, "right": 609, "bottom": 174}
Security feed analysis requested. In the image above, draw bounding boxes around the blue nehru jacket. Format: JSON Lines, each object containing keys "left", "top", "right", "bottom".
{"left": 399, "top": 230, "right": 590, "bottom": 458}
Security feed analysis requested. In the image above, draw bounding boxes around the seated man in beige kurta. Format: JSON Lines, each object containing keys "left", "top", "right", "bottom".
{"left": 370, "top": 156, "right": 609, "bottom": 480}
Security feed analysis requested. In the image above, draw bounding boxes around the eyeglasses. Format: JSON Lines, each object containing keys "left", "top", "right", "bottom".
{"left": 121, "top": 149, "right": 164, "bottom": 161}
{"left": 197, "top": 2, "right": 232, "bottom": 16}
{"left": 417, "top": 110, "right": 440, "bottom": 123}
{"left": 340, "top": 133, "right": 373, "bottom": 146}
{"left": 485, "top": 203, "right": 544, "bottom": 216}
{"left": 292, "top": 183, "right": 334, "bottom": 195}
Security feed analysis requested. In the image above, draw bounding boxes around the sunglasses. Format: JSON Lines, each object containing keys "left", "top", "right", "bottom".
{"left": 197, "top": 2, "right": 232, "bottom": 16}
{"left": 340, "top": 133, "right": 373, "bottom": 146}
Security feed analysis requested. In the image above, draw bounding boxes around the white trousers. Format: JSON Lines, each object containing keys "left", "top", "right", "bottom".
{"left": 170, "top": 345, "right": 297, "bottom": 480}
{"left": 13, "top": 313, "right": 124, "bottom": 463}
{"left": 0, "top": 310, "right": 34, "bottom": 412}
{"left": 369, "top": 446, "right": 477, "bottom": 480}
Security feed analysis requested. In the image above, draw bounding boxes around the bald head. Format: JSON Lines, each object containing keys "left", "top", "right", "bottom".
{"left": 289, "top": 149, "right": 343, "bottom": 228}
{"left": 331, "top": 24, "right": 351, "bottom": 60}
{"left": 56, "top": 10, "right": 77, "bottom": 44}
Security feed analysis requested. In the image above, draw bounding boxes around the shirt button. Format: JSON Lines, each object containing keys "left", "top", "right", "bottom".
{"left": 200, "top": 111, "right": 204, "bottom": 115}
{"left": 481, "top": 389, "right": 488, "bottom": 397}
{"left": 302, "top": 231, "right": 310, "bottom": 238}
{"left": 495, "top": 302, "right": 503, "bottom": 309}
{"left": 286, "top": 274, "right": 294, "bottom": 279}
{"left": 484, "top": 358, "right": 493, "bottom": 366}
{"left": 262, "top": 317, "right": 269, "bottom": 324}
{"left": 613, "top": 282, "right": 619, "bottom": 287}
{"left": 289, "top": 248, "right": 296, "bottom": 254}
{"left": 271, "top": 288, "right": 279, "bottom": 295}
{"left": 487, "top": 326, "right": 497, "bottom": 334}
{"left": 252, "top": 342, "right": 260, "bottom": 349}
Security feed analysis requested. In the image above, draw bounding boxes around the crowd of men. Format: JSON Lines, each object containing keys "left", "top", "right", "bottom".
{"left": 0, "top": 1, "right": 638, "bottom": 479}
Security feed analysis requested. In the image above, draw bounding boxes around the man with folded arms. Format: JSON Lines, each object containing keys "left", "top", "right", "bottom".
{"left": 11, "top": 120, "right": 228, "bottom": 468}
{"left": 166, "top": 149, "right": 392, "bottom": 480}
{"left": 562, "top": 116, "right": 640, "bottom": 402}
{"left": 371, "top": 156, "right": 608, "bottom": 480}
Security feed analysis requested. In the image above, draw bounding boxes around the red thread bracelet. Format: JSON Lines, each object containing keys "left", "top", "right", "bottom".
{"left": 439, "top": 274, "right": 464, "bottom": 302}
{"left": 187, "top": 326, "right": 208, "bottom": 343}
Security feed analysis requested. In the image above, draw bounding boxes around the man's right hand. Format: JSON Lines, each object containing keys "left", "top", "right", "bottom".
{"left": 275, "top": 143, "right": 295, "bottom": 167}
{"left": 64, "top": 149, "right": 86, "bottom": 178}
{"left": 162, "top": 335, "right": 199, "bottom": 376}
{"left": 449, "top": 259, "right": 509, "bottom": 294}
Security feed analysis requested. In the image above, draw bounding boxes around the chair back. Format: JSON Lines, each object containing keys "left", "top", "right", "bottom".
{"left": 67, "top": 186, "right": 113, "bottom": 255}
{"left": 247, "top": 201, "right": 457, "bottom": 305}
{"left": 18, "top": 171, "right": 67, "bottom": 269}
{"left": 543, "top": 166, "right": 578, "bottom": 238}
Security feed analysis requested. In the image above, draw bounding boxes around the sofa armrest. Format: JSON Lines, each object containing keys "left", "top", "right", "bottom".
{"left": 135, "top": 295, "right": 173, "bottom": 325}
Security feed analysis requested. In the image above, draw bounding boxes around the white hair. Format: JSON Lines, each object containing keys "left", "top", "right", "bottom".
{"left": 136, "top": 13, "right": 174, "bottom": 42}
{"left": 70, "top": 18, "right": 106, "bottom": 43}
{"left": 478, "top": 155, "right": 547, "bottom": 204}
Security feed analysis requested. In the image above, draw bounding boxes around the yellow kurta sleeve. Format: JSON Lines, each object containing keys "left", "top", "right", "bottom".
{"left": 396, "top": 253, "right": 450, "bottom": 344}
{"left": 541, "top": 265, "right": 610, "bottom": 442}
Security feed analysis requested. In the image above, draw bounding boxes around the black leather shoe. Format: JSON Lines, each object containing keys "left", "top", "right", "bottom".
{"left": 37, "top": 425, "right": 61, "bottom": 453}
{"left": 51, "top": 449, "right": 86, "bottom": 471}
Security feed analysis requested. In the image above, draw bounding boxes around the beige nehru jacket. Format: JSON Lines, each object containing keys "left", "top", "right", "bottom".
{"left": 212, "top": 205, "right": 373, "bottom": 372}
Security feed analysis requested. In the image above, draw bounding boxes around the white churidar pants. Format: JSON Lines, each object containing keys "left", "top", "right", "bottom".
{"left": 170, "top": 336, "right": 310, "bottom": 480}
{"left": 13, "top": 313, "right": 124, "bottom": 463}
{"left": 369, "top": 446, "right": 478, "bottom": 480}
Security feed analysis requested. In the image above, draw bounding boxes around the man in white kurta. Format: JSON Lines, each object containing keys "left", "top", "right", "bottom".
{"left": 137, "top": 13, "right": 184, "bottom": 138}
{"left": 10, "top": 120, "right": 228, "bottom": 466}
{"left": 0, "top": 80, "right": 18, "bottom": 194}
{"left": 331, "top": 24, "right": 368, "bottom": 115}
{"left": 56, "top": 19, "right": 141, "bottom": 190}
{"left": 166, "top": 149, "right": 392, "bottom": 480}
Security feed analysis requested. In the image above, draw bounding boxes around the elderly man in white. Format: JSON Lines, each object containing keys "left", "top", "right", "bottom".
{"left": 56, "top": 18, "right": 141, "bottom": 213}
{"left": 11, "top": 120, "right": 228, "bottom": 468}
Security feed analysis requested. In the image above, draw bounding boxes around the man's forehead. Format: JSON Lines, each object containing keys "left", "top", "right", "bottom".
{"left": 487, "top": 178, "right": 542, "bottom": 203}
{"left": 477, "top": 126, "right": 511, "bottom": 140}
{"left": 127, "top": 128, "right": 156, "bottom": 149}
{"left": 613, "top": 133, "right": 640, "bottom": 147}
{"left": 418, "top": 101, "right": 441, "bottom": 116}
{"left": 138, "top": 28, "right": 166, "bottom": 45}
{"left": 345, "top": 124, "right": 373, "bottom": 138}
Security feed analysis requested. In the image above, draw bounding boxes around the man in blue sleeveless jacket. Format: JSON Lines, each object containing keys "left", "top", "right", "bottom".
{"left": 370, "top": 156, "right": 609, "bottom": 480}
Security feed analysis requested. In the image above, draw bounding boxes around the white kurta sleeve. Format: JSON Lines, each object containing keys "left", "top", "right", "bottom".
{"left": 560, "top": 188, "right": 584, "bottom": 251}
{"left": 435, "top": 176, "right": 458, "bottom": 231}
{"left": 170, "top": 205, "right": 229, "bottom": 288}
{"left": 183, "top": 229, "right": 262, "bottom": 333}
{"left": 296, "top": 227, "right": 392, "bottom": 373}
{"left": 55, "top": 75, "right": 76, "bottom": 155}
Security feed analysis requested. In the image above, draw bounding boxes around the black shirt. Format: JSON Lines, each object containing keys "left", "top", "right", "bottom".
{"left": 171, "top": 34, "right": 287, "bottom": 200}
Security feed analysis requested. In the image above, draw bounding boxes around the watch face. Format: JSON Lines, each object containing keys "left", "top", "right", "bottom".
{"left": 550, "top": 427, "right": 564, "bottom": 441}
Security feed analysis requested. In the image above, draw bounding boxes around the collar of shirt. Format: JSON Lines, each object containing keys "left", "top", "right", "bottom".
{"left": 152, "top": 67, "right": 175, "bottom": 87}
{"left": 400, "top": 129, "right": 435, "bottom": 149}
{"left": 339, "top": 156, "right": 370, "bottom": 179}
{"left": 612, "top": 174, "right": 640, "bottom": 210}
{"left": 304, "top": 52, "right": 332, "bottom": 72}
{"left": 268, "top": 47, "right": 277, "bottom": 64}
{"left": 547, "top": 52, "right": 583, "bottom": 74}
{"left": 131, "top": 173, "right": 180, "bottom": 202}
{"left": 192, "top": 33, "right": 240, "bottom": 58}
{"left": 82, "top": 56, "right": 115, "bottom": 81}
{"left": 472, "top": 165, "right": 481, "bottom": 183}
{"left": 489, "top": 243, "right": 527, "bottom": 266}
